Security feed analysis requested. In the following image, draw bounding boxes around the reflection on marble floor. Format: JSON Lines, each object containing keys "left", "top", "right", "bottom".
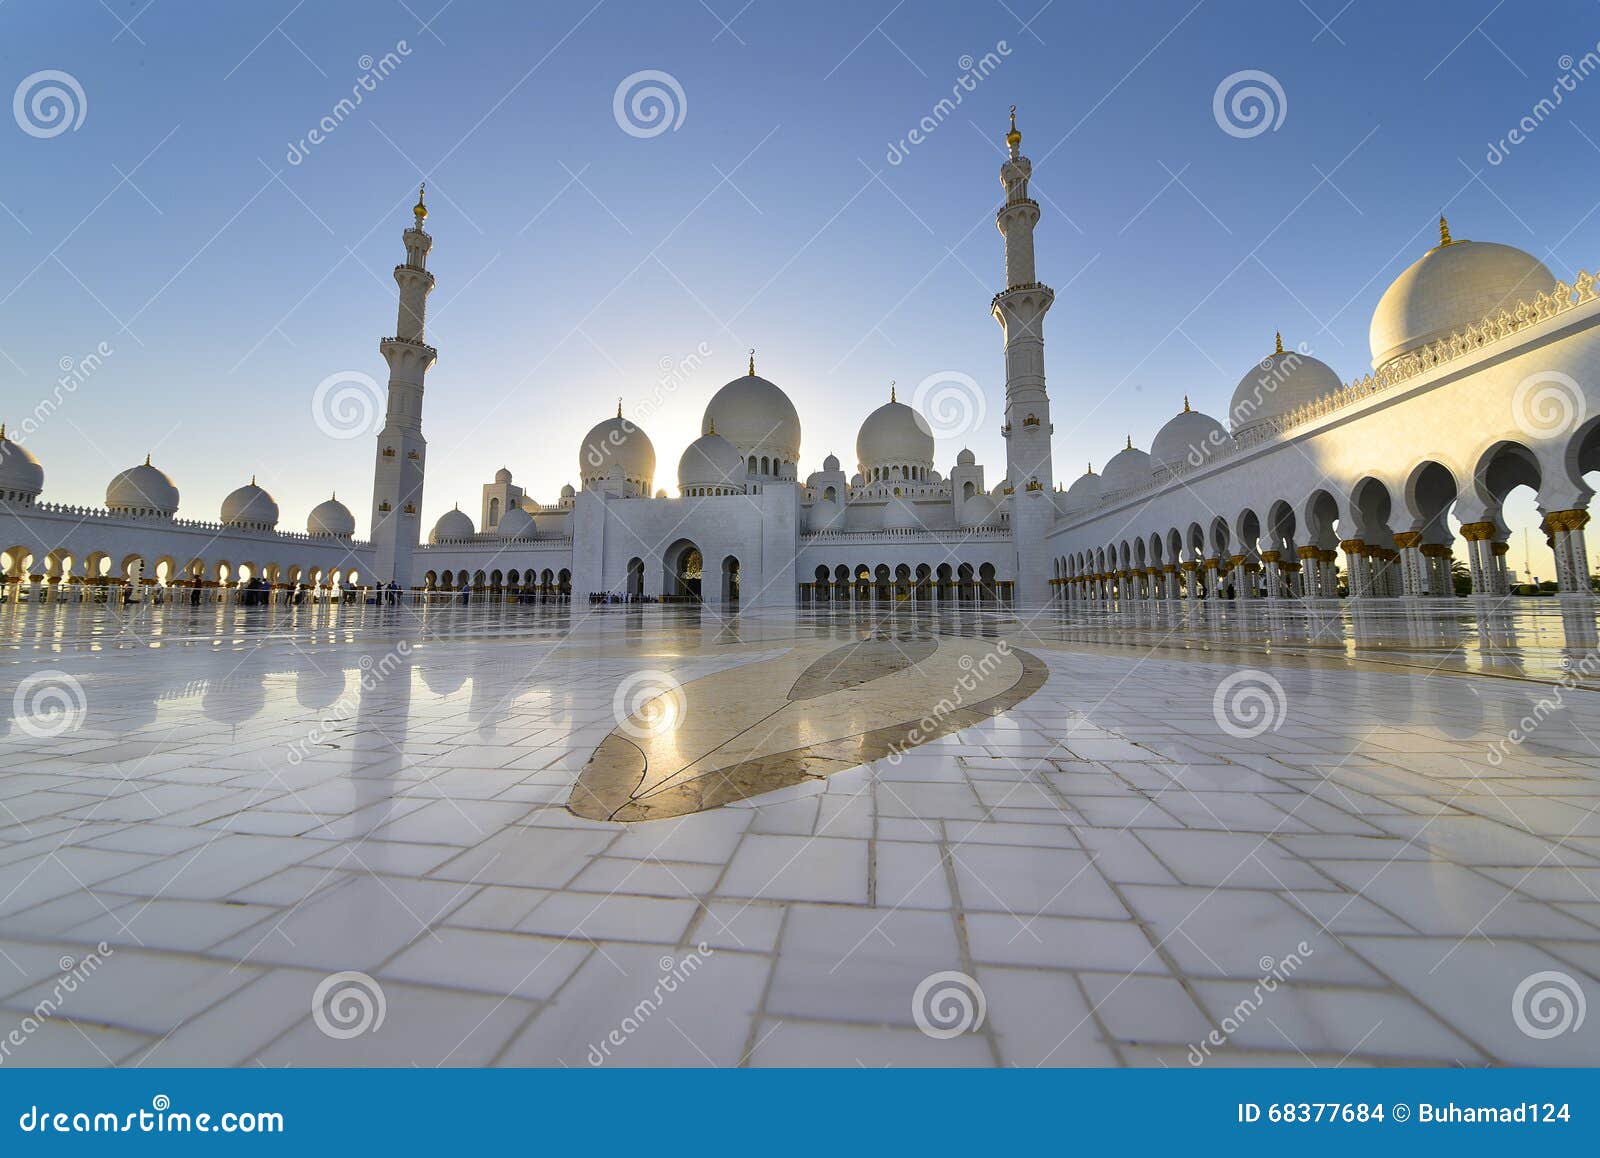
{"left": 0, "top": 599, "right": 1598, "bottom": 1066}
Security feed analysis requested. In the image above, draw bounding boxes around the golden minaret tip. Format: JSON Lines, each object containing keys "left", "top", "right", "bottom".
{"left": 1006, "top": 105, "right": 1021, "bottom": 151}
{"left": 413, "top": 182, "right": 428, "bottom": 224}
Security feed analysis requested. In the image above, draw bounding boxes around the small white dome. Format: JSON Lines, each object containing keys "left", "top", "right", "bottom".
{"left": 496, "top": 506, "right": 536, "bottom": 538}
{"left": 220, "top": 479, "right": 279, "bottom": 528}
{"left": 1061, "top": 465, "right": 1104, "bottom": 515}
{"left": 307, "top": 495, "right": 355, "bottom": 538}
{"left": 560, "top": 483, "right": 576, "bottom": 499}
{"left": 822, "top": 453, "right": 840, "bottom": 472}
{"left": 1099, "top": 440, "right": 1154, "bottom": 495}
{"left": 430, "top": 506, "right": 475, "bottom": 543}
{"left": 1229, "top": 338, "right": 1344, "bottom": 435}
{"left": 856, "top": 396, "right": 934, "bottom": 472}
{"left": 106, "top": 458, "right": 178, "bottom": 516}
{"left": 1151, "top": 401, "right": 1230, "bottom": 469}
{"left": 678, "top": 429, "right": 745, "bottom": 493}
{"left": 494, "top": 466, "right": 513, "bottom": 484}
{"left": 850, "top": 473, "right": 865, "bottom": 488}
{"left": 0, "top": 427, "right": 44, "bottom": 497}
{"left": 702, "top": 368, "right": 801, "bottom": 466}
{"left": 1369, "top": 224, "right": 1554, "bottom": 370}
{"left": 579, "top": 411, "right": 655, "bottom": 490}
{"left": 956, "top": 447, "right": 976, "bottom": 466}
{"left": 881, "top": 495, "right": 923, "bottom": 530}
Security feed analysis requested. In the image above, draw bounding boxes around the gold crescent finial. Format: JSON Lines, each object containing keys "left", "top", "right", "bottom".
{"left": 1274, "top": 331, "right": 1284, "bottom": 356}
{"left": 1183, "top": 395, "right": 1190, "bottom": 413}
{"left": 748, "top": 348, "right": 756, "bottom": 376}
{"left": 1086, "top": 461, "right": 1092, "bottom": 475}
{"left": 890, "top": 379, "right": 896, "bottom": 402}
{"left": 707, "top": 418, "right": 715, "bottom": 436}
{"left": 1125, "top": 434, "right": 1133, "bottom": 450}
{"left": 1005, "top": 105, "right": 1021, "bottom": 150}
{"left": 250, "top": 474, "right": 256, "bottom": 486}
{"left": 1438, "top": 213, "right": 1452, "bottom": 246}
{"left": 145, "top": 452, "right": 151, "bottom": 466}
{"left": 413, "top": 182, "right": 428, "bottom": 223}
{"left": 616, "top": 397, "right": 622, "bottom": 419}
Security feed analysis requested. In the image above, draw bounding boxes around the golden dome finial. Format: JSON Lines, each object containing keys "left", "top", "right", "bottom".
{"left": 1182, "top": 395, "right": 1190, "bottom": 413}
{"left": 1125, "top": 434, "right": 1133, "bottom": 450}
{"left": 616, "top": 397, "right": 623, "bottom": 419}
{"left": 1274, "top": 331, "right": 1284, "bottom": 356}
{"left": 0, "top": 423, "right": 6, "bottom": 440}
{"left": 1086, "top": 461, "right": 1092, "bottom": 475}
{"left": 1005, "top": 105, "right": 1021, "bottom": 150}
{"left": 413, "top": 183, "right": 428, "bottom": 224}
{"left": 707, "top": 418, "right": 715, "bottom": 436}
{"left": 1438, "top": 213, "right": 1452, "bottom": 246}
{"left": 250, "top": 474, "right": 256, "bottom": 486}
{"left": 144, "top": 452, "right": 151, "bottom": 467}
{"left": 748, "top": 348, "right": 756, "bottom": 376}
{"left": 890, "top": 380, "right": 896, "bottom": 403}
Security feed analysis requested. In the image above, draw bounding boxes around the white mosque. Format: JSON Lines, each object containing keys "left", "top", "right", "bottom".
{"left": 2, "top": 112, "right": 1598, "bottom": 610}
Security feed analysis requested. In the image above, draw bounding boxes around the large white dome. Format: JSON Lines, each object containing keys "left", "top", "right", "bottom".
{"left": 1229, "top": 337, "right": 1344, "bottom": 435}
{"left": 307, "top": 495, "right": 355, "bottom": 538}
{"left": 1151, "top": 400, "right": 1229, "bottom": 469}
{"left": 855, "top": 396, "right": 934, "bottom": 473}
{"left": 579, "top": 410, "right": 655, "bottom": 490}
{"left": 881, "top": 495, "right": 924, "bottom": 530}
{"left": 106, "top": 457, "right": 178, "bottom": 516}
{"left": 1369, "top": 223, "right": 1554, "bottom": 370}
{"left": 1099, "top": 439, "right": 1154, "bottom": 495}
{"left": 678, "top": 428, "right": 745, "bottom": 493}
{"left": 702, "top": 366, "right": 801, "bottom": 469}
{"left": 0, "top": 426, "right": 44, "bottom": 498}
{"left": 220, "top": 478, "right": 279, "bottom": 529}
{"left": 430, "top": 506, "right": 475, "bottom": 543}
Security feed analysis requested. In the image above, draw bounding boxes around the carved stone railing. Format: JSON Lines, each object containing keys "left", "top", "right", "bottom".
{"left": 802, "top": 526, "right": 1011, "bottom": 542}
{"left": 20, "top": 502, "right": 367, "bottom": 546}
{"left": 422, "top": 536, "right": 574, "bottom": 550}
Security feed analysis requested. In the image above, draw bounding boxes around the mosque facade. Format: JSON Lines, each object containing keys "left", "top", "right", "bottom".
{"left": 2, "top": 117, "right": 1598, "bottom": 609}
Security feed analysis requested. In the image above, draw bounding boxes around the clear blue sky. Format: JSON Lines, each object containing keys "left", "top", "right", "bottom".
{"left": 5, "top": 1, "right": 1597, "bottom": 573}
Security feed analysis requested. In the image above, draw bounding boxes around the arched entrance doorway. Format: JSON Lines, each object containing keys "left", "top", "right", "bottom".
{"left": 664, "top": 540, "right": 703, "bottom": 601}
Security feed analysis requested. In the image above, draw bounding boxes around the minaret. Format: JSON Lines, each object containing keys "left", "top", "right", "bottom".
{"left": 370, "top": 184, "right": 438, "bottom": 587}
{"left": 992, "top": 106, "right": 1054, "bottom": 493}
{"left": 991, "top": 108, "right": 1055, "bottom": 606}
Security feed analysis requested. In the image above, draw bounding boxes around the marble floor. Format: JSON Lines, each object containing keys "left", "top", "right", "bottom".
{"left": 1, "top": 597, "right": 1599, "bottom": 1067}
